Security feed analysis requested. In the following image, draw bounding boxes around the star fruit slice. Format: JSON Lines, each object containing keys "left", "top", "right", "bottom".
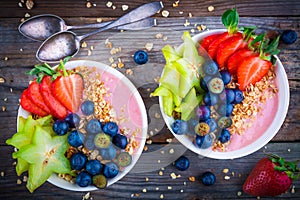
{"left": 13, "top": 125, "right": 71, "bottom": 193}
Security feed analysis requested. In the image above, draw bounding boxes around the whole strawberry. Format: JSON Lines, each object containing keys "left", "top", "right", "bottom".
{"left": 243, "top": 154, "right": 299, "bottom": 197}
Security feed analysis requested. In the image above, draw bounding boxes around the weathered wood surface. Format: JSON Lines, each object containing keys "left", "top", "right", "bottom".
{"left": 0, "top": 1, "right": 300, "bottom": 199}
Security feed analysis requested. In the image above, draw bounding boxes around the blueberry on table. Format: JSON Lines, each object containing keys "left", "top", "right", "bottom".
{"left": 102, "top": 122, "right": 119, "bottom": 137}
{"left": 100, "top": 145, "right": 117, "bottom": 160}
{"left": 220, "top": 70, "right": 232, "bottom": 85}
{"left": 112, "top": 134, "right": 128, "bottom": 149}
{"left": 65, "top": 113, "right": 80, "bottom": 128}
{"left": 174, "top": 156, "right": 190, "bottom": 171}
{"left": 52, "top": 119, "right": 69, "bottom": 135}
{"left": 76, "top": 171, "right": 92, "bottom": 187}
{"left": 203, "top": 60, "right": 219, "bottom": 75}
{"left": 200, "top": 171, "right": 216, "bottom": 186}
{"left": 86, "top": 119, "right": 102, "bottom": 135}
{"left": 86, "top": 159, "right": 103, "bottom": 176}
{"left": 81, "top": 100, "right": 94, "bottom": 116}
{"left": 196, "top": 105, "right": 211, "bottom": 121}
{"left": 171, "top": 119, "right": 188, "bottom": 135}
{"left": 281, "top": 30, "right": 297, "bottom": 44}
{"left": 133, "top": 50, "right": 148, "bottom": 65}
{"left": 218, "top": 129, "right": 231, "bottom": 143}
{"left": 70, "top": 152, "right": 87, "bottom": 170}
{"left": 103, "top": 162, "right": 119, "bottom": 178}
{"left": 68, "top": 130, "right": 85, "bottom": 147}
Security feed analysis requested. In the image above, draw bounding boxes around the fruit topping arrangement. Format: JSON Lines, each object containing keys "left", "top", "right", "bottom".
{"left": 152, "top": 8, "right": 280, "bottom": 152}
{"left": 6, "top": 59, "right": 138, "bottom": 192}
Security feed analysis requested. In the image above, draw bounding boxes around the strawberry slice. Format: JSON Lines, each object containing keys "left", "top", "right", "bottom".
{"left": 227, "top": 48, "right": 257, "bottom": 75}
{"left": 199, "top": 33, "right": 222, "bottom": 51}
{"left": 20, "top": 89, "right": 48, "bottom": 117}
{"left": 27, "top": 80, "right": 51, "bottom": 114}
{"left": 52, "top": 73, "right": 84, "bottom": 113}
{"left": 215, "top": 33, "right": 246, "bottom": 69}
{"left": 237, "top": 55, "right": 272, "bottom": 90}
{"left": 40, "top": 76, "right": 68, "bottom": 119}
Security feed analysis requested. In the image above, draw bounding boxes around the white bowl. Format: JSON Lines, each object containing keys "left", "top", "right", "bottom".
{"left": 17, "top": 60, "right": 148, "bottom": 191}
{"left": 159, "top": 29, "right": 289, "bottom": 159}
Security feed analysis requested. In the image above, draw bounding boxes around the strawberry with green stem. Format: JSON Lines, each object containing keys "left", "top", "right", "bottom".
{"left": 243, "top": 154, "right": 299, "bottom": 197}
{"left": 237, "top": 33, "right": 280, "bottom": 90}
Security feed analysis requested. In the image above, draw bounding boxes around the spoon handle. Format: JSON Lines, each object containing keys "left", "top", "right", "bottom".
{"left": 78, "top": 1, "right": 163, "bottom": 40}
{"left": 68, "top": 18, "right": 156, "bottom": 31}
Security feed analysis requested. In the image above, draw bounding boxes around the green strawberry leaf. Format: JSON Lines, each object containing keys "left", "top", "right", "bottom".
{"left": 222, "top": 8, "right": 239, "bottom": 34}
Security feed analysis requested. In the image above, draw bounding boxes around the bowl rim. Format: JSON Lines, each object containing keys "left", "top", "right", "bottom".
{"left": 159, "top": 29, "right": 290, "bottom": 159}
{"left": 17, "top": 59, "right": 148, "bottom": 191}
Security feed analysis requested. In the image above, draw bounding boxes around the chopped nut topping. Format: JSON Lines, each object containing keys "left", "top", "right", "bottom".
{"left": 96, "top": 18, "right": 102, "bottom": 23}
{"left": 162, "top": 10, "right": 170, "bottom": 17}
{"left": 223, "top": 168, "right": 229, "bottom": 173}
{"left": 0, "top": 78, "right": 5, "bottom": 83}
{"left": 106, "top": 1, "right": 113, "bottom": 8}
{"left": 25, "top": 0, "right": 34, "bottom": 10}
{"left": 0, "top": 171, "right": 4, "bottom": 176}
{"left": 122, "top": 5, "right": 129, "bottom": 11}
{"left": 17, "top": 179, "right": 22, "bottom": 185}
{"left": 189, "top": 176, "right": 195, "bottom": 182}
{"left": 224, "top": 175, "right": 230, "bottom": 180}
{"left": 208, "top": 6, "right": 215, "bottom": 12}
{"left": 24, "top": 13, "right": 30, "bottom": 18}
{"left": 86, "top": 1, "right": 92, "bottom": 8}
{"left": 145, "top": 43, "right": 153, "bottom": 51}
{"left": 172, "top": 1, "right": 179, "bottom": 7}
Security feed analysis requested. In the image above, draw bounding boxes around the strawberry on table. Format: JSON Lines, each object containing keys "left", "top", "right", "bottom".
{"left": 243, "top": 154, "right": 299, "bottom": 197}
{"left": 20, "top": 89, "right": 48, "bottom": 117}
{"left": 27, "top": 80, "right": 51, "bottom": 114}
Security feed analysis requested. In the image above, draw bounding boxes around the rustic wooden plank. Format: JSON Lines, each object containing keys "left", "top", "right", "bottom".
{"left": 0, "top": 143, "right": 299, "bottom": 199}
{"left": 0, "top": 0, "right": 299, "bottom": 18}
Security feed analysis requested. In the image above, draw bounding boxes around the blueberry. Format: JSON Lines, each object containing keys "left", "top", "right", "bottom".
{"left": 103, "top": 162, "right": 119, "bottom": 178}
{"left": 86, "top": 119, "right": 102, "bottom": 135}
{"left": 133, "top": 50, "right": 148, "bottom": 65}
{"left": 68, "top": 130, "right": 85, "bottom": 147}
{"left": 70, "top": 152, "right": 87, "bottom": 170}
{"left": 81, "top": 100, "right": 94, "bottom": 116}
{"left": 171, "top": 119, "right": 188, "bottom": 135}
{"left": 225, "top": 89, "right": 235, "bottom": 104}
{"left": 208, "top": 77, "right": 224, "bottom": 94}
{"left": 200, "top": 171, "right": 216, "bottom": 186}
{"left": 102, "top": 122, "right": 118, "bottom": 137}
{"left": 200, "top": 76, "right": 212, "bottom": 92}
{"left": 194, "top": 134, "right": 213, "bottom": 149}
{"left": 174, "top": 156, "right": 190, "bottom": 171}
{"left": 52, "top": 119, "right": 69, "bottom": 135}
{"left": 186, "top": 118, "right": 199, "bottom": 136}
{"left": 281, "top": 30, "right": 297, "bottom": 44}
{"left": 218, "top": 129, "right": 231, "bottom": 143}
{"left": 112, "top": 134, "right": 128, "bottom": 149}
{"left": 76, "top": 171, "right": 92, "bottom": 187}
{"left": 203, "top": 93, "right": 218, "bottom": 106}
{"left": 100, "top": 145, "right": 117, "bottom": 160}
{"left": 233, "top": 88, "right": 244, "bottom": 104}
{"left": 65, "top": 113, "right": 80, "bottom": 128}
{"left": 84, "top": 134, "right": 96, "bottom": 150}
{"left": 86, "top": 159, "right": 103, "bottom": 176}
{"left": 216, "top": 104, "right": 233, "bottom": 116}
{"left": 196, "top": 105, "right": 211, "bottom": 121}
{"left": 203, "top": 61, "right": 219, "bottom": 75}
{"left": 205, "top": 118, "right": 217, "bottom": 132}
{"left": 220, "top": 70, "right": 232, "bottom": 85}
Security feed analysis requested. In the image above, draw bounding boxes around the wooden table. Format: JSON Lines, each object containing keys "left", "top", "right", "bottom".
{"left": 0, "top": 1, "right": 299, "bottom": 199}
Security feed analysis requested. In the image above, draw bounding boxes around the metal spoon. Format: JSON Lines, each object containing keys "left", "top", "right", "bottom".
{"left": 37, "top": 1, "right": 163, "bottom": 63}
{"left": 19, "top": 14, "right": 156, "bottom": 42}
